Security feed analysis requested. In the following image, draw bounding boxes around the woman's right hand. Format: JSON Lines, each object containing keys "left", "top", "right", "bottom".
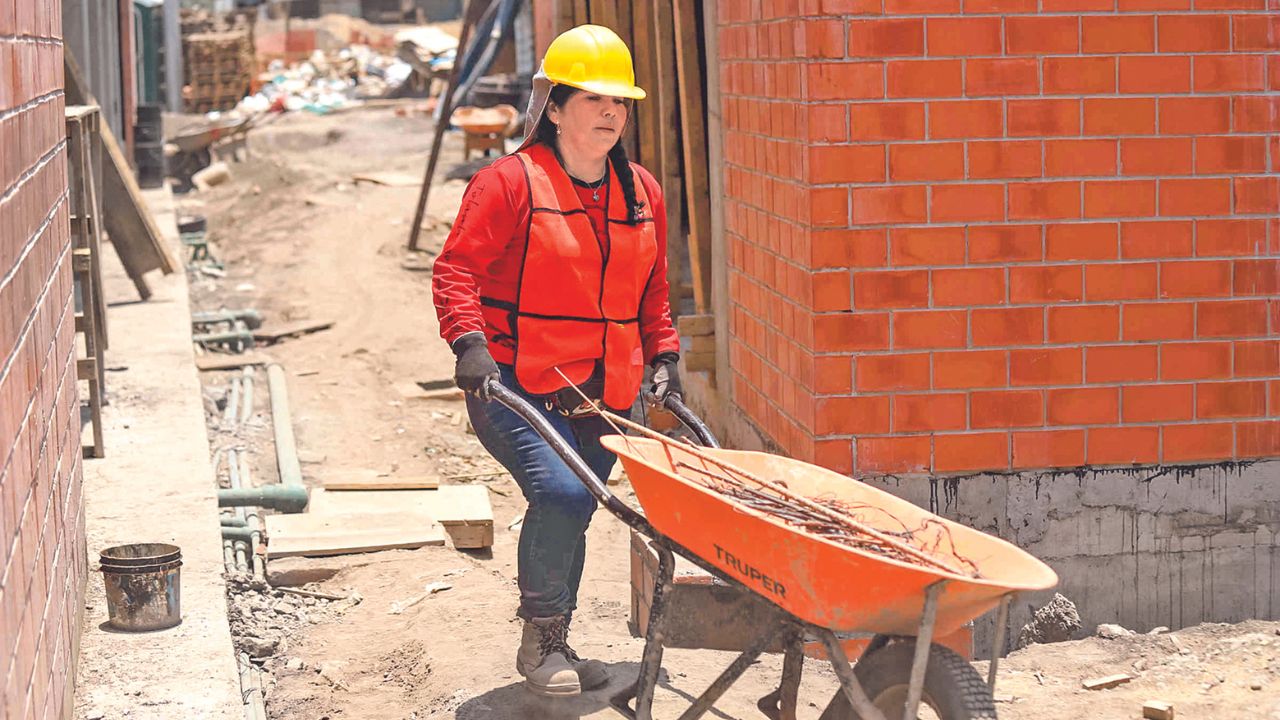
{"left": 451, "top": 334, "right": 500, "bottom": 400}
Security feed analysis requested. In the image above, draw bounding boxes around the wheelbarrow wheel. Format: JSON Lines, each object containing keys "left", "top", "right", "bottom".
{"left": 820, "top": 641, "right": 997, "bottom": 720}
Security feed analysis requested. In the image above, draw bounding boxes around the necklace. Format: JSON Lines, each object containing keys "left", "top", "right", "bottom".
{"left": 582, "top": 173, "right": 606, "bottom": 202}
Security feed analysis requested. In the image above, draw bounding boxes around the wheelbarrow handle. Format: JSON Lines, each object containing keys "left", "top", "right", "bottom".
{"left": 663, "top": 395, "right": 720, "bottom": 449}
{"left": 483, "top": 378, "right": 658, "bottom": 537}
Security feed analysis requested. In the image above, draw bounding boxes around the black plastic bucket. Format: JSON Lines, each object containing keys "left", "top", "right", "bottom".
{"left": 134, "top": 141, "right": 167, "bottom": 189}
{"left": 100, "top": 543, "right": 183, "bottom": 631}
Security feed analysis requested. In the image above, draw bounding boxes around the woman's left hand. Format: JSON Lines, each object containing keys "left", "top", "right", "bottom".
{"left": 645, "top": 354, "right": 682, "bottom": 406}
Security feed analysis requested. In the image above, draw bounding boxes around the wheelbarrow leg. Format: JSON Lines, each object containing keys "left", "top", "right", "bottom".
{"left": 757, "top": 629, "right": 804, "bottom": 720}
{"left": 817, "top": 629, "right": 888, "bottom": 720}
{"left": 987, "top": 592, "right": 1015, "bottom": 691}
{"left": 902, "top": 581, "right": 946, "bottom": 720}
{"left": 676, "top": 622, "right": 784, "bottom": 720}
{"left": 612, "top": 544, "right": 676, "bottom": 720}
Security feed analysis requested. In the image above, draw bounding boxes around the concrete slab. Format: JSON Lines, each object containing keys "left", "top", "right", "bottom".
{"left": 73, "top": 186, "right": 240, "bottom": 719}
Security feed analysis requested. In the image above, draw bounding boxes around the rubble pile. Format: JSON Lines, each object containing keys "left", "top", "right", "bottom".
{"left": 225, "top": 572, "right": 362, "bottom": 661}
{"left": 239, "top": 46, "right": 420, "bottom": 114}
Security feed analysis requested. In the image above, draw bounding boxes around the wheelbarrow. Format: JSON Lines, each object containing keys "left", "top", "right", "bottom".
{"left": 485, "top": 379, "right": 1058, "bottom": 720}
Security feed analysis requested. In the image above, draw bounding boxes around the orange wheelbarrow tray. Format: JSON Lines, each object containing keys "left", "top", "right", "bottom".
{"left": 485, "top": 379, "right": 1057, "bottom": 720}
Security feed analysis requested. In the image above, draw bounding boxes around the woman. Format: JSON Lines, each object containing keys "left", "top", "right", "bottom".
{"left": 431, "top": 25, "right": 682, "bottom": 697}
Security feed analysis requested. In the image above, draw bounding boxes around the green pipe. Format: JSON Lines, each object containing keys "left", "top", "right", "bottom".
{"left": 220, "top": 516, "right": 247, "bottom": 527}
{"left": 192, "top": 309, "right": 264, "bottom": 329}
{"left": 267, "top": 364, "right": 304, "bottom": 487}
{"left": 222, "top": 526, "right": 255, "bottom": 542}
{"left": 218, "top": 484, "right": 308, "bottom": 513}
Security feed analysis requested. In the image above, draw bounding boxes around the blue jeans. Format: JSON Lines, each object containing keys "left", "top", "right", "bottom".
{"left": 466, "top": 364, "right": 622, "bottom": 620}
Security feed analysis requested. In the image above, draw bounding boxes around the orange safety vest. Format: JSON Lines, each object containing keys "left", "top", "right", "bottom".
{"left": 509, "top": 144, "right": 658, "bottom": 411}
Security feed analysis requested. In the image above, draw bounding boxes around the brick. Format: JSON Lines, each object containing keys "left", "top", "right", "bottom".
{"left": 933, "top": 350, "right": 1007, "bottom": 389}
{"left": 893, "top": 392, "right": 968, "bottom": 432}
{"left": 1006, "top": 16, "right": 1079, "bottom": 55}
{"left": 969, "top": 141, "right": 1042, "bottom": 180}
{"left": 888, "top": 142, "right": 965, "bottom": 181}
{"left": 1043, "top": 56, "right": 1117, "bottom": 95}
{"left": 969, "top": 225, "right": 1042, "bottom": 263}
{"left": 1047, "top": 223, "right": 1119, "bottom": 261}
{"left": 1238, "top": 420, "right": 1280, "bottom": 457}
{"left": 887, "top": 60, "right": 963, "bottom": 99}
{"left": 1089, "top": 426, "right": 1161, "bottom": 465}
{"left": 1233, "top": 95, "right": 1280, "bottom": 133}
{"left": 814, "top": 355, "right": 854, "bottom": 394}
{"left": 811, "top": 187, "right": 849, "bottom": 226}
{"left": 928, "top": 100, "right": 1003, "bottom": 140}
{"left": 971, "top": 390, "right": 1043, "bottom": 429}
{"left": 933, "top": 267, "right": 1006, "bottom": 306}
{"left": 1047, "top": 0, "right": 1115, "bottom": 7}
{"left": 1123, "top": 384, "right": 1194, "bottom": 422}
{"left": 855, "top": 353, "right": 931, "bottom": 391}
{"left": 1195, "top": 136, "right": 1267, "bottom": 175}
{"left": 851, "top": 186, "right": 928, "bottom": 224}
{"left": 1083, "top": 15, "right": 1156, "bottom": 53}
{"left": 1235, "top": 340, "right": 1280, "bottom": 377}
{"left": 856, "top": 436, "right": 931, "bottom": 474}
{"left": 816, "top": 395, "right": 892, "bottom": 434}
{"left": 1160, "top": 97, "right": 1232, "bottom": 135}
{"left": 1123, "top": 301, "right": 1196, "bottom": 340}
{"left": 1048, "top": 304, "right": 1121, "bottom": 343}
{"left": 1046, "top": 139, "right": 1118, "bottom": 178}
{"left": 812, "top": 312, "right": 891, "bottom": 351}
{"left": 808, "top": 62, "right": 885, "bottom": 101}
{"left": 1009, "top": 182, "right": 1081, "bottom": 221}
{"left": 1197, "top": 380, "right": 1267, "bottom": 418}
{"left": 854, "top": 269, "right": 930, "bottom": 309}
{"left": 808, "top": 104, "right": 849, "bottom": 142}
{"left": 893, "top": 309, "right": 967, "bottom": 349}
{"left": 1158, "top": 14, "right": 1231, "bottom": 52}
{"left": 1160, "top": 260, "right": 1232, "bottom": 299}
{"left": 1162, "top": 341, "right": 1234, "bottom": 380}
{"left": 972, "top": 307, "right": 1044, "bottom": 347}
{"left": 851, "top": 103, "right": 927, "bottom": 141}
{"left": 799, "top": 19, "right": 848, "bottom": 59}
{"left": 809, "top": 144, "right": 887, "bottom": 184}
{"left": 965, "top": 58, "right": 1039, "bottom": 96}
{"left": 890, "top": 227, "right": 965, "bottom": 267}
{"left": 1120, "top": 137, "right": 1194, "bottom": 176}
{"left": 815, "top": 439, "right": 853, "bottom": 474}
{"left": 1194, "top": 55, "right": 1267, "bottom": 92}
{"left": 1008, "top": 99, "right": 1081, "bottom": 137}
{"left": 926, "top": 17, "right": 1001, "bottom": 57}
{"left": 1085, "top": 262, "right": 1159, "bottom": 302}
{"left": 812, "top": 271, "right": 853, "bottom": 312}
{"left": 1012, "top": 429, "right": 1086, "bottom": 469}
{"left": 1010, "top": 264, "right": 1083, "bottom": 303}
{"left": 1084, "top": 98, "right": 1157, "bottom": 136}
{"left": 1163, "top": 423, "right": 1234, "bottom": 462}
{"left": 929, "top": 184, "right": 1005, "bottom": 222}
{"left": 1160, "top": 178, "right": 1232, "bottom": 217}
{"left": 1048, "top": 387, "right": 1120, "bottom": 425}
{"left": 1235, "top": 176, "right": 1280, "bottom": 214}
{"left": 810, "top": 228, "right": 888, "bottom": 269}
{"left": 885, "top": 0, "right": 963, "bottom": 11}
{"left": 1086, "top": 344, "right": 1159, "bottom": 383}
{"left": 1011, "top": 347, "right": 1083, "bottom": 385}
{"left": 963, "top": 0, "right": 1037, "bottom": 9}
{"left": 934, "top": 432, "right": 1010, "bottom": 472}
{"left": 1197, "top": 299, "right": 1269, "bottom": 338}
{"left": 1233, "top": 14, "right": 1278, "bottom": 51}
{"left": 1122, "top": 221, "right": 1194, "bottom": 259}
{"left": 1119, "top": 55, "right": 1192, "bottom": 94}
{"left": 849, "top": 18, "right": 924, "bottom": 58}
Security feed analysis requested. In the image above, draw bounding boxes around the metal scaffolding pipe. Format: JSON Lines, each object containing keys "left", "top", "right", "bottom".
{"left": 267, "top": 363, "right": 304, "bottom": 487}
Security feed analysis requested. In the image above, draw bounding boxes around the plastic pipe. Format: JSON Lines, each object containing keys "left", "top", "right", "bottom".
{"left": 218, "top": 484, "right": 308, "bottom": 513}
{"left": 240, "top": 367, "right": 255, "bottom": 426}
{"left": 267, "top": 364, "right": 304, "bottom": 487}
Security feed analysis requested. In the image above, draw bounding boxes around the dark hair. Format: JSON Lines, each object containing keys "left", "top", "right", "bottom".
{"left": 535, "top": 84, "right": 641, "bottom": 222}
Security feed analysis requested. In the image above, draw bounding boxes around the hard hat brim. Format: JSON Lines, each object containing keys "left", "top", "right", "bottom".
{"left": 548, "top": 77, "right": 647, "bottom": 101}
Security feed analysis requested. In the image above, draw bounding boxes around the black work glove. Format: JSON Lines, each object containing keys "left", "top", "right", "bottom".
{"left": 451, "top": 334, "right": 500, "bottom": 400}
{"left": 645, "top": 353, "right": 682, "bottom": 407}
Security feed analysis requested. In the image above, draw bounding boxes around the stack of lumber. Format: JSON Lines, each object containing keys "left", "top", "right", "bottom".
{"left": 184, "top": 30, "right": 254, "bottom": 113}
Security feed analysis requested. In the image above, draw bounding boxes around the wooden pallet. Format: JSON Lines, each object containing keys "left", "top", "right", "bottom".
{"left": 66, "top": 105, "right": 108, "bottom": 458}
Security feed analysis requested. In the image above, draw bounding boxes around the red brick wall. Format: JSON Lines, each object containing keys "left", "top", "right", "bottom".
{"left": 1, "top": 1, "right": 88, "bottom": 718}
{"left": 718, "top": 1, "right": 1278, "bottom": 475}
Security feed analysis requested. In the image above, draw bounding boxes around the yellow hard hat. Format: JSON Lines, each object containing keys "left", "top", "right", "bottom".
{"left": 541, "top": 24, "right": 646, "bottom": 100}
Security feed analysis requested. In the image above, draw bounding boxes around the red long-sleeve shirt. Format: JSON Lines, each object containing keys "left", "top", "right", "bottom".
{"left": 432, "top": 151, "right": 681, "bottom": 364}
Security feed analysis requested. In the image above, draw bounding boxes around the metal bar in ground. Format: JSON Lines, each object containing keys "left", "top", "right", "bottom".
{"left": 818, "top": 628, "right": 887, "bottom": 720}
{"left": 903, "top": 581, "right": 946, "bottom": 720}
{"left": 676, "top": 622, "right": 784, "bottom": 720}
{"left": 987, "top": 593, "right": 1014, "bottom": 690}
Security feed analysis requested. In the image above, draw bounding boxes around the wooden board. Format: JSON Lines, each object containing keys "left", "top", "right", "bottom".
{"left": 352, "top": 172, "right": 422, "bottom": 187}
{"left": 196, "top": 352, "right": 271, "bottom": 371}
{"left": 652, "top": 0, "right": 685, "bottom": 310}
{"left": 629, "top": 0, "right": 659, "bottom": 171}
{"left": 65, "top": 50, "right": 178, "bottom": 300}
{"left": 252, "top": 319, "right": 334, "bottom": 342}
{"left": 677, "top": 314, "right": 714, "bottom": 336}
{"left": 673, "top": 0, "right": 713, "bottom": 315}
{"left": 309, "top": 486, "right": 494, "bottom": 549}
{"left": 264, "top": 511, "right": 445, "bottom": 558}
{"left": 320, "top": 469, "right": 440, "bottom": 491}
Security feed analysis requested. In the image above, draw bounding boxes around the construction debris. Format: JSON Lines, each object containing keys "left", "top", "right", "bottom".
{"left": 1098, "top": 623, "right": 1137, "bottom": 639}
{"left": 1083, "top": 673, "right": 1134, "bottom": 691}
{"left": 1017, "top": 593, "right": 1082, "bottom": 648}
{"left": 1142, "top": 700, "right": 1175, "bottom": 719}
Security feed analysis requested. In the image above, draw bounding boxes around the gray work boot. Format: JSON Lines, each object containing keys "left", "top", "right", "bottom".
{"left": 565, "top": 619, "right": 609, "bottom": 690}
{"left": 516, "top": 616, "right": 581, "bottom": 697}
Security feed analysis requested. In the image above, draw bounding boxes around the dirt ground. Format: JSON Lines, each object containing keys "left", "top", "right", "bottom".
{"left": 179, "top": 107, "right": 1280, "bottom": 720}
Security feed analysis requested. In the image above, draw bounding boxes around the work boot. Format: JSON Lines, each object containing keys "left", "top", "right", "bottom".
{"left": 516, "top": 616, "right": 581, "bottom": 697}
{"left": 564, "top": 619, "right": 610, "bottom": 690}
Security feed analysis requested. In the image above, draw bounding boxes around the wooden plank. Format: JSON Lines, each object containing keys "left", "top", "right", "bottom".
{"left": 629, "top": 0, "right": 660, "bottom": 172}
{"left": 264, "top": 512, "right": 446, "bottom": 558}
{"left": 309, "top": 486, "right": 494, "bottom": 549}
{"left": 677, "top": 314, "right": 715, "bottom": 336}
{"left": 587, "top": 0, "right": 616, "bottom": 31}
{"left": 320, "top": 469, "right": 441, "bottom": 491}
{"left": 673, "top": 0, "right": 713, "bottom": 315}
{"left": 1143, "top": 701, "right": 1175, "bottom": 720}
{"left": 251, "top": 319, "right": 334, "bottom": 342}
{"left": 195, "top": 352, "right": 271, "bottom": 371}
{"left": 652, "top": 0, "right": 685, "bottom": 315}
{"left": 352, "top": 172, "right": 422, "bottom": 187}
{"left": 1083, "top": 674, "right": 1133, "bottom": 691}
{"left": 572, "top": 0, "right": 589, "bottom": 25}
{"left": 65, "top": 50, "right": 179, "bottom": 299}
